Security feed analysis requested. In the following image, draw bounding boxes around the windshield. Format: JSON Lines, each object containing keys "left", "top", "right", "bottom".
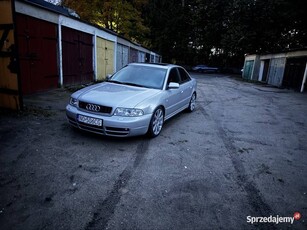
{"left": 110, "top": 65, "right": 167, "bottom": 89}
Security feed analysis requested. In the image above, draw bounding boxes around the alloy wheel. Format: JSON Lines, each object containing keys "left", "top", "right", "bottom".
{"left": 151, "top": 108, "right": 164, "bottom": 136}
{"left": 189, "top": 93, "right": 196, "bottom": 112}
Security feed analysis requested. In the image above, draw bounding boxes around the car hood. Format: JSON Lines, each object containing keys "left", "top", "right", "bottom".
{"left": 75, "top": 82, "right": 160, "bottom": 108}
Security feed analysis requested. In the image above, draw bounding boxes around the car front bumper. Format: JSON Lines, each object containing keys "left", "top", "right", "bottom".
{"left": 66, "top": 105, "right": 152, "bottom": 137}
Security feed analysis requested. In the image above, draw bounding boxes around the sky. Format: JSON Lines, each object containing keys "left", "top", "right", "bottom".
{"left": 44, "top": 0, "right": 60, "bottom": 5}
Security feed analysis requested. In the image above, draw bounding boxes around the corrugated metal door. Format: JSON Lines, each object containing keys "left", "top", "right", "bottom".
{"left": 129, "top": 48, "right": 138, "bottom": 63}
{"left": 62, "top": 26, "right": 93, "bottom": 85}
{"left": 267, "top": 58, "right": 286, "bottom": 87}
{"left": 145, "top": 53, "right": 150, "bottom": 63}
{"left": 138, "top": 51, "right": 145, "bottom": 62}
{"left": 282, "top": 57, "right": 307, "bottom": 91}
{"left": 116, "top": 44, "right": 129, "bottom": 71}
{"left": 123, "top": 45, "right": 129, "bottom": 66}
{"left": 16, "top": 14, "right": 58, "bottom": 94}
{"left": 243, "top": 60, "right": 254, "bottom": 80}
{"left": 97, "top": 37, "right": 114, "bottom": 80}
{"left": 155, "top": 55, "right": 160, "bottom": 63}
{"left": 116, "top": 44, "right": 123, "bottom": 71}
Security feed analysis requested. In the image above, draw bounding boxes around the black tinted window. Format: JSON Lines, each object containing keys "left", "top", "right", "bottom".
{"left": 178, "top": 68, "right": 191, "bottom": 83}
{"left": 168, "top": 68, "right": 180, "bottom": 84}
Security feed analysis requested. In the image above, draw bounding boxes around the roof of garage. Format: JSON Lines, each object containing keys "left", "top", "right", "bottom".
{"left": 19, "top": 0, "right": 118, "bottom": 36}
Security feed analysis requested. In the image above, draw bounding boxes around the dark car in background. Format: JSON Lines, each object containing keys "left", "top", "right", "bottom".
{"left": 192, "top": 64, "right": 219, "bottom": 73}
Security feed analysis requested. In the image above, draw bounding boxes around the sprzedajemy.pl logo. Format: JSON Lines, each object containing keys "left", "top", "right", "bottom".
{"left": 247, "top": 212, "right": 302, "bottom": 225}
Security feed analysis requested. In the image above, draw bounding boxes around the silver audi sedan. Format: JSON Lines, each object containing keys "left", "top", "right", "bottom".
{"left": 66, "top": 63, "right": 197, "bottom": 137}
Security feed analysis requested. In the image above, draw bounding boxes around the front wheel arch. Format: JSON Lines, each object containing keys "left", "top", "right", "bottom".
{"left": 147, "top": 106, "right": 165, "bottom": 138}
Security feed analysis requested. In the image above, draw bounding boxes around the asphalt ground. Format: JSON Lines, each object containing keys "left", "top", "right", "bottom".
{"left": 0, "top": 73, "right": 306, "bottom": 230}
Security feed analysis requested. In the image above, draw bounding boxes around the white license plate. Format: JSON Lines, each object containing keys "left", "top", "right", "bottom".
{"left": 77, "top": 115, "right": 103, "bottom": 127}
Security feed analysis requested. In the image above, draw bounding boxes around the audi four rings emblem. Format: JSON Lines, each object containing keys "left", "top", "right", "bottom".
{"left": 86, "top": 104, "right": 101, "bottom": 112}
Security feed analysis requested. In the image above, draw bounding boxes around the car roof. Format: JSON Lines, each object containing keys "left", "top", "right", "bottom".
{"left": 128, "top": 62, "right": 181, "bottom": 70}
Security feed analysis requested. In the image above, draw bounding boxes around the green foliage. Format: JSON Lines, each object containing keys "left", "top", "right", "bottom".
{"left": 61, "top": 0, "right": 149, "bottom": 43}
{"left": 60, "top": 0, "right": 307, "bottom": 67}
{"left": 145, "top": 0, "right": 307, "bottom": 66}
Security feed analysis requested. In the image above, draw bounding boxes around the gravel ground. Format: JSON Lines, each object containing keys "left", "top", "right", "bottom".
{"left": 0, "top": 74, "right": 306, "bottom": 230}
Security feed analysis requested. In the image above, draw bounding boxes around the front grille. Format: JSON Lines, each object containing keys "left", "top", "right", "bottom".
{"left": 79, "top": 101, "right": 112, "bottom": 114}
{"left": 78, "top": 123, "right": 104, "bottom": 134}
{"left": 67, "top": 113, "right": 131, "bottom": 136}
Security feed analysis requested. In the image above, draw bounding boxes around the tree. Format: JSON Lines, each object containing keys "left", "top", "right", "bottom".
{"left": 218, "top": 0, "right": 307, "bottom": 66}
{"left": 143, "top": 0, "right": 195, "bottom": 64}
{"left": 60, "top": 0, "right": 149, "bottom": 44}
{"left": 60, "top": 0, "right": 307, "bottom": 67}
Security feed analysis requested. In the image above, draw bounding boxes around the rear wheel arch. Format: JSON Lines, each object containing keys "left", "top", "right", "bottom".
{"left": 187, "top": 92, "right": 197, "bottom": 112}
{"left": 192, "top": 91, "right": 197, "bottom": 98}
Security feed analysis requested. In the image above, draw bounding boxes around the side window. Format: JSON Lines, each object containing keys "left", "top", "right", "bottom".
{"left": 178, "top": 68, "right": 191, "bottom": 83}
{"left": 167, "top": 68, "right": 180, "bottom": 84}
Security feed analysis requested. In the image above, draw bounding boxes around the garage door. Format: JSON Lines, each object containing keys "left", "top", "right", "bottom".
{"left": 16, "top": 14, "right": 58, "bottom": 94}
{"left": 116, "top": 44, "right": 129, "bottom": 71}
{"left": 97, "top": 37, "right": 114, "bottom": 80}
{"left": 62, "top": 26, "right": 93, "bottom": 85}
{"left": 282, "top": 57, "right": 307, "bottom": 91}
{"left": 267, "top": 58, "right": 286, "bottom": 87}
{"left": 243, "top": 60, "right": 254, "bottom": 80}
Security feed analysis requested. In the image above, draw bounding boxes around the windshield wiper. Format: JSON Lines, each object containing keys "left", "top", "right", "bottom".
{"left": 122, "top": 82, "right": 148, "bottom": 88}
{"left": 108, "top": 80, "right": 148, "bottom": 88}
{"left": 107, "top": 80, "right": 124, "bottom": 85}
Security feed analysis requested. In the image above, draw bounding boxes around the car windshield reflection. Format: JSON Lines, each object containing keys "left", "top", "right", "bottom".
{"left": 111, "top": 65, "right": 167, "bottom": 89}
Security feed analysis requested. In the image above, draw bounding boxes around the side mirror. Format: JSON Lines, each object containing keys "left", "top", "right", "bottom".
{"left": 106, "top": 74, "right": 112, "bottom": 80}
{"left": 168, "top": 82, "right": 179, "bottom": 89}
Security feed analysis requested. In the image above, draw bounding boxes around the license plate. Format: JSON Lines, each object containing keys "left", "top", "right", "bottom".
{"left": 77, "top": 115, "right": 103, "bottom": 127}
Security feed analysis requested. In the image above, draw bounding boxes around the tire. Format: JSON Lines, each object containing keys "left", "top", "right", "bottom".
{"left": 187, "top": 92, "right": 196, "bottom": 112}
{"left": 147, "top": 107, "right": 164, "bottom": 138}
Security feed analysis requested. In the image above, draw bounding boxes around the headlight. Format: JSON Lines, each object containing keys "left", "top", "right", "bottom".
{"left": 69, "top": 97, "right": 78, "bottom": 107}
{"left": 114, "top": 107, "right": 144, "bottom": 117}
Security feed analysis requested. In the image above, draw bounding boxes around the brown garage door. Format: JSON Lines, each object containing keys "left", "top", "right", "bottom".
{"left": 62, "top": 26, "right": 93, "bottom": 86}
{"left": 16, "top": 14, "right": 58, "bottom": 95}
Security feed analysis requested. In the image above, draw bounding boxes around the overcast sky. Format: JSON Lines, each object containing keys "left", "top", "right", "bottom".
{"left": 44, "top": 0, "right": 60, "bottom": 5}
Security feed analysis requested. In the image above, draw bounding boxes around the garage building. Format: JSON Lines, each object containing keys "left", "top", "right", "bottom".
{"left": 0, "top": 0, "right": 161, "bottom": 110}
{"left": 243, "top": 50, "right": 307, "bottom": 92}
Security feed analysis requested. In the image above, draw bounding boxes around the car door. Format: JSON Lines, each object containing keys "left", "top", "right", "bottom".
{"left": 178, "top": 67, "right": 193, "bottom": 107}
{"left": 164, "top": 68, "right": 182, "bottom": 117}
